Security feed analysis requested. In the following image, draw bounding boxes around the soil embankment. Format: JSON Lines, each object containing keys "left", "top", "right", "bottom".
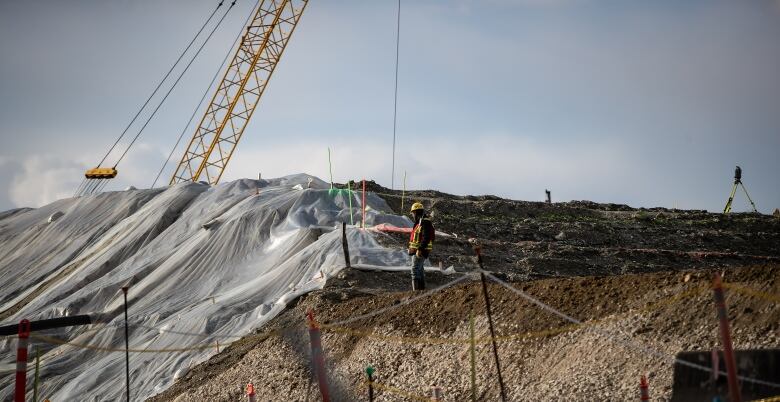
{"left": 151, "top": 264, "right": 779, "bottom": 401}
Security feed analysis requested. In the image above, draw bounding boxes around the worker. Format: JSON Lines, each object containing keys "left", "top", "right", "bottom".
{"left": 408, "top": 202, "right": 435, "bottom": 290}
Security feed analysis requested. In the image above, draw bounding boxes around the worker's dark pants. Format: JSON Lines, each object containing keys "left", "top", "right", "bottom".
{"left": 411, "top": 255, "right": 426, "bottom": 281}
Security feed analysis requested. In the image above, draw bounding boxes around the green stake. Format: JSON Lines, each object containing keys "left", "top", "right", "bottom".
{"left": 327, "top": 148, "right": 337, "bottom": 197}
{"left": 366, "top": 366, "right": 376, "bottom": 402}
{"left": 328, "top": 147, "right": 333, "bottom": 190}
{"left": 347, "top": 181, "right": 354, "bottom": 226}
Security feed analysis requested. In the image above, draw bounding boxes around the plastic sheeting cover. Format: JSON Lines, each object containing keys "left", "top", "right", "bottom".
{"left": 0, "top": 174, "right": 414, "bottom": 401}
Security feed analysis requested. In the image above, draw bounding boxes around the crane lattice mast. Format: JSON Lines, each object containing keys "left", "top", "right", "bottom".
{"left": 171, "top": 0, "right": 308, "bottom": 185}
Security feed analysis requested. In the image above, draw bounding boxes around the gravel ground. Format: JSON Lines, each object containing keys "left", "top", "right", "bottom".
{"left": 150, "top": 264, "right": 779, "bottom": 401}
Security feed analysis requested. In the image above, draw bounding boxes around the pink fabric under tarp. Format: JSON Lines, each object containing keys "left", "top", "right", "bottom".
{"left": 370, "top": 223, "right": 412, "bottom": 233}
{"left": 370, "top": 224, "right": 454, "bottom": 239}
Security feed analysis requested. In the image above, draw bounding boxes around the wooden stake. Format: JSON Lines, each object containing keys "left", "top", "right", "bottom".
{"left": 342, "top": 222, "right": 351, "bottom": 268}
{"left": 470, "top": 312, "right": 477, "bottom": 402}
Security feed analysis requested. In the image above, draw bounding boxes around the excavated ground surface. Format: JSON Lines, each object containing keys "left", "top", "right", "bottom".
{"left": 151, "top": 264, "right": 779, "bottom": 401}
{"left": 363, "top": 181, "right": 780, "bottom": 278}
{"left": 150, "top": 184, "right": 780, "bottom": 401}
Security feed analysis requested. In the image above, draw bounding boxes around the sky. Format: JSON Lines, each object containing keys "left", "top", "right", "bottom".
{"left": 1, "top": 0, "right": 779, "bottom": 213}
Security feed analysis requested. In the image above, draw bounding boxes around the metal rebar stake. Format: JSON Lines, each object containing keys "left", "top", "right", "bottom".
{"left": 122, "top": 286, "right": 130, "bottom": 402}
{"left": 475, "top": 246, "right": 507, "bottom": 402}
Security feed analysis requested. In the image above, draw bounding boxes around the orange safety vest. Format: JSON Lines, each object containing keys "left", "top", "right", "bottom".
{"left": 409, "top": 218, "right": 434, "bottom": 250}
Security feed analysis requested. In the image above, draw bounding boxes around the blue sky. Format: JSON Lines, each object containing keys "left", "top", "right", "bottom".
{"left": 1, "top": 0, "right": 778, "bottom": 213}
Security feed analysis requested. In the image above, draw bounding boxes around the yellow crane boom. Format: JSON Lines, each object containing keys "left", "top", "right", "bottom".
{"left": 171, "top": 0, "right": 308, "bottom": 185}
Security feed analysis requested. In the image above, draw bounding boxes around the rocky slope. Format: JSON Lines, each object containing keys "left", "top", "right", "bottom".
{"left": 365, "top": 181, "right": 780, "bottom": 277}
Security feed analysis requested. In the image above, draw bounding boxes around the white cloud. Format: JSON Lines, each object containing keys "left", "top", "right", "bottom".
{"left": 9, "top": 155, "right": 84, "bottom": 208}
{"left": 222, "top": 132, "right": 631, "bottom": 203}
{"left": 2, "top": 134, "right": 771, "bottom": 214}
{"left": 5, "top": 142, "right": 168, "bottom": 209}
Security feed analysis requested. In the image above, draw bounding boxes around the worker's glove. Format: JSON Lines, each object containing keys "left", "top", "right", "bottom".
{"left": 415, "top": 249, "right": 424, "bottom": 258}
{"left": 408, "top": 248, "right": 417, "bottom": 256}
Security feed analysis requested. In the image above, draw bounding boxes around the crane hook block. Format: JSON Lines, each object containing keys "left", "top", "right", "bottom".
{"left": 84, "top": 167, "right": 118, "bottom": 179}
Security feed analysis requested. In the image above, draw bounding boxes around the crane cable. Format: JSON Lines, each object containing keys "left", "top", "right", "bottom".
{"left": 95, "top": 1, "right": 226, "bottom": 169}
{"left": 74, "top": 1, "right": 226, "bottom": 198}
{"left": 111, "top": 1, "right": 238, "bottom": 169}
{"left": 150, "top": 0, "right": 261, "bottom": 189}
{"left": 390, "top": 0, "right": 401, "bottom": 190}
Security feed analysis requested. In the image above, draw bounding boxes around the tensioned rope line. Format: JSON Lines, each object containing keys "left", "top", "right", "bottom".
{"left": 107, "top": 279, "right": 703, "bottom": 343}
{"left": 111, "top": 275, "right": 466, "bottom": 339}
{"left": 390, "top": 0, "right": 401, "bottom": 190}
{"left": 96, "top": 1, "right": 226, "bottom": 169}
{"left": 49, "top": 317, "right": 239, "bottom": 339}
{"left": 151, "top": 0, "right": 262, "bottom": 189}
{"left": 9, "top": 277, "right": 763, "bottom": 345}
{"left": 111, "top": 1, "right": 238, "bottom": 168}
{"left": 74, "top": 180, "right": 84, "bottom": 195}
{"left": 322, "top": 283, "right": 710, "bottom": 345}
{"left": 30, "top": 326, "right": 290, "bottom": 354}
{"left": 723, "top": 282, "right": 780, "bottom": 303}
{"left": 483, "top": 271, "right": 780, "bottom": 389}
{"left": 21, "top": 278, "right": 771, "bottom": 348}
{"left": 29, "top": 333, "right": 234, "bottom": 353}
{"left": 363, "top": 380, "right": 434, "bottom": 402}
{"left": 325, "top": 273, "right": 470, "bottom": 327}
{"left": 95, "top": 179, "right": 109, "bottom": 194}
{"left": 131, "top": 323, "right": 249, "bottom": 339}
{"left": 323, "top": 324, "right": 569, "bottom": 345}
{"left": 30, "top": 327, "right": 281, "bottom": 354}
{"left": 73, "top": 178, "right": 87, "bottom": 197}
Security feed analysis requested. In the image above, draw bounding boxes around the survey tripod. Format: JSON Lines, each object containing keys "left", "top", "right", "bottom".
{"left": 723, "top": 166, "right": 758, "bottom": 214}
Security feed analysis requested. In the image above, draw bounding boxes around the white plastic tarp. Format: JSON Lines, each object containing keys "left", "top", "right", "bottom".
{"left": 0, "top": 174, "right": 414, "bottom": 401}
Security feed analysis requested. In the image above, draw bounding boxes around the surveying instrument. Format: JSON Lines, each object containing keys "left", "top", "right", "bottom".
{"left": 723, "top": 166, "right": 758, "bottom": 214}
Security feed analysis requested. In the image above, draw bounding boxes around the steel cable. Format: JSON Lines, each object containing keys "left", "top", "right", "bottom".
{"left": 94, "top": 1, "right": 225, "bottom": 168}
{"left": 390, "top": 0, "right": 401, "bottom": 189}
{"left": 483, "top": 271, "right": 780, "bottom": 389}
{"left": 326, "top": 273, "right": 470, "bottom": 327}
{"left": 151, "top": 0, "right": 261, "bottom": 189}
{"left": 72, "top": 178, "right": 87, "bottom": 197}
{"left": 112, "top": 1, "right": 238, "bottom": 168}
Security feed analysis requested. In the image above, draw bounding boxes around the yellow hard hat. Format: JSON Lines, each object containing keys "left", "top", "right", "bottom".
{"left": 410, "top": 202, "right": 424, "bottom": 212}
